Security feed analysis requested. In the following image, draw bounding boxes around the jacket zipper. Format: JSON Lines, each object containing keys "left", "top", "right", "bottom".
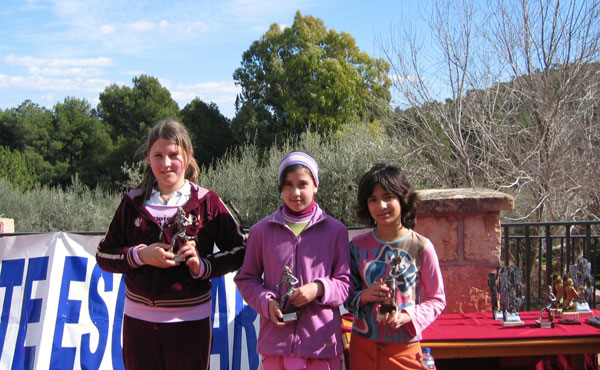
{"left": 277, "top": 212, "right": 324, "bottom": 357}
{"left": 291, "top": 232, "right": 301, "bottom": 357}
{"left": 139, "top": 207, "right": 162, "bottom": 307}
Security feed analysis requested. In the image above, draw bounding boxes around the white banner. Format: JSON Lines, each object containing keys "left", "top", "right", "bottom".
{"left": 0, "top": 232, "right": 259, "bottom": 370}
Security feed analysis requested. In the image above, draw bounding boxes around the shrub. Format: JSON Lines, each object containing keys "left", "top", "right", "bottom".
{"left": 199, "top": 121, "right": 419, "bottom": 227}
{"left": 0, "top": 146, "right": 39, "bottom": 191}
{"left": 0, "top": 177, "right": 120, "bottom": 233}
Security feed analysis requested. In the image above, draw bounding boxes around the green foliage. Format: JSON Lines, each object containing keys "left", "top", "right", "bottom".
{"left": 180, "top": 98, "right": 234, "bottom": 168}
{"left": 97, "top": 74, "right": 180, "bottom": 178}
{"left": 199, "top": 121, "right": 417, "bottom": 227}
{"left": 0, "top": 177, "right": 120, "bottom": 232}
{"left": 199, "top": 142, "right": 276, "bottom": 228}
{"left": 51, "top": 97, "right": 114, "bottom": 188}
{"left": 0, "top": 100, "right": 56, "bottom": 184}
{"left": 0, "top": 98, "right": 114, "bottom": 189}
{"left": 233, "top": 11, "right": 392, "bottom": 148}
{"left": 0, "top": 146, "right": 39, "bottom": 190}
{"left": 230, "top": 100, "right": 272, "bottom": 148}
{"left": 311, "top": 122, "right": 421, "bottom": 225}
{"left": 117, "top": 161, "right": 144, "bottom": 192}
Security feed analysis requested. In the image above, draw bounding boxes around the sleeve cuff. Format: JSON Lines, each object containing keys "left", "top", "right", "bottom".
{"left": 128, "top": 244, "right": 146, "bottom": 268}
{"left": 261, "top": 292, "right": 277, "bottom": 317}
{"left": 191, "top": 258, "right": 208, "bottom": 279}
{"left": 314, "top": 278, "right": 329, "bottom": 304}
{"left": 197, "top": 258, "right": 212, "bottom": 279}
{"left": 401, "top": 307, "right": 418, "bottom": 336}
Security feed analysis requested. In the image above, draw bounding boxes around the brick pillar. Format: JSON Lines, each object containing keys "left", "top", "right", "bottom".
{"left": 0, "top": 218, "right": 15, "bottom": 233}
{"left": 414, "top": 188, "right": 514, "bottom": 313}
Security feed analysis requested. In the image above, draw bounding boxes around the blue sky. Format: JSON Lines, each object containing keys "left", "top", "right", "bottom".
{"left": 0, "top": 0, "right": 420, "bottom": 118}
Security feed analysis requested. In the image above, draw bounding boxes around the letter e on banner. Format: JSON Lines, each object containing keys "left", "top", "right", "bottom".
{"left": 50, "top": 257, "right": 87, "bottom": 370}
{"left": 80, "top": 265, "right": 111, "bottom": 369}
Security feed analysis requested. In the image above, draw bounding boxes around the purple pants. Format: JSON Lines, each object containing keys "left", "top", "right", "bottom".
{"left": 123, "top": 315, "right": 212, "bottom": 370}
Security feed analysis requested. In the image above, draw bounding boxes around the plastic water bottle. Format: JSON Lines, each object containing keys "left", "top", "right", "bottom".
{"left": 421, "top": 347, "right": 435, "bottom": 369}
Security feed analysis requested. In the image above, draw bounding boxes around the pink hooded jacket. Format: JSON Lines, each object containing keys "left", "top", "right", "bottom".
{"left": 234, "top": 203, "right": 351, "bottom": 359}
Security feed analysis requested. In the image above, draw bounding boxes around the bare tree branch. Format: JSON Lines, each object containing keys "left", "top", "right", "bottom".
{"left": 380, "top": 0, "right": 600, "bottom": 221}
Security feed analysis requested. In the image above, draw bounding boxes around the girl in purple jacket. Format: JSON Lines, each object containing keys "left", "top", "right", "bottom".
{"left": 235, "top": 151, "right": 352, "bottom": 370}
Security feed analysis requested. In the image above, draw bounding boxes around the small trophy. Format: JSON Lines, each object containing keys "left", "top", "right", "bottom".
{"left": 536, "top": 285, "right": 557, "bottom": 328}
{"left": 549, "top": 274, "right": 564, "bottom": 319}
{"left": 488, "top": 268, "right": 503, "bottom": 320}
{"left": 377, "top": 256, "right": 402, "bottom": 321}
{"left": 498, "top": 266, "right": 525, "bottom": 326}
{"left": 278, "top": 266, "right": 300, "bottom": 322}
{"left": 570, "top": 258, "right": 594, "bottom": 317}
{"left": 162, "top": 207, "right": 195, "bottom": 262}
{"left": 559, "top": 276, "right": 582, "bottom": 323}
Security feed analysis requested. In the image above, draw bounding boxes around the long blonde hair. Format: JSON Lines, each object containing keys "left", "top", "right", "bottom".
{"left": 138, "top": 119, "right": 200, "bottom": 199}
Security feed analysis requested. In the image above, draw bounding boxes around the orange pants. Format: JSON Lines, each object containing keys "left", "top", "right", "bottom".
{"left": 261, "top": 354, "right": 343, "bottom": 370}
{"left": 349, "top": 333, "right": 432, "bottom": 370}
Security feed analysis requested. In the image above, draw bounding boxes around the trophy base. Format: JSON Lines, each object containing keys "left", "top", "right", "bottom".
{"left": 559, "top": 311, "right": 581, "bottom": 324}
{"left": 173, "top": 255, "right": 186, "bottom": 262}
{"left": 575, "top": 303, "right": 593, "bottom": 317}
{"left": 585, "top": 316, "right": 600, "bottom": 328}
{"left": 279, "top": 312, "right": 299, "bottom": 322}
{"left": 502, "top": 319, "right": 525, "bottom": 327}
{"left": 377, "top": 303, "right": 397, "bottom": 320}
{"left": 559, "top": 319, "right": 581, "bottom": 324}
{"left": 576, "top": 302, "right": 591, "bottom": 312}
{"left": 536, "top": 319, "right": 554, "bottom": 328}
{"left": 502, "top": 313, "right": 524, "bottom": 327}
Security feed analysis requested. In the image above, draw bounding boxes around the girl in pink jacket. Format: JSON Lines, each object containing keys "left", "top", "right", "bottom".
{"left": 235, "top": 151, "right": 352, "bottom": 370}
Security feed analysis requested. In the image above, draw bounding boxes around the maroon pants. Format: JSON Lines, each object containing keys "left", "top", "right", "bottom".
{"left": 123, "top": 315, "right": 212, "bottom": 370}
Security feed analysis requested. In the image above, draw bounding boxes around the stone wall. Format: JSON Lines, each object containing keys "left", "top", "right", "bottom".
{"left": 0, "top": 218, "right": 15, "bottom": 233}
{"left": 414, "top": 188, "right": 514, "bottom": 313}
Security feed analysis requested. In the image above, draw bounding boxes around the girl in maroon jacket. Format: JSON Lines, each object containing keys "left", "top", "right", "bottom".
{"left": 96, "top": 119, "right": 245, "bottom": 370}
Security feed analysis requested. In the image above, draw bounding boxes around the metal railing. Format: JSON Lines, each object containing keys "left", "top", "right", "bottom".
{"left": 501, "top": 221, "right": 600, "bottom": 311}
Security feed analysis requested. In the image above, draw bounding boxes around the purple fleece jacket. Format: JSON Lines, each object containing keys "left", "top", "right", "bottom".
{"left": 234, "top": 204, "right": 351, "bottom": 359}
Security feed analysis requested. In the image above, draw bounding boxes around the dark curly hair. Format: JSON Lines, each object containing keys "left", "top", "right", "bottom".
{"left": 354, "top": 162, "right": 419, "bottom": 229}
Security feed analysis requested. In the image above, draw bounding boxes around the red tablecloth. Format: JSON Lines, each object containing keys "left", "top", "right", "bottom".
{"left": 421, "top": 310, "right": 600, "bottom": 342}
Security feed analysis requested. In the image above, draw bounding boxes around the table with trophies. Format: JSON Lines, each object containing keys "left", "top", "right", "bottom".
{"left": 420, "top": 258, "right": 600, "bottom": 359}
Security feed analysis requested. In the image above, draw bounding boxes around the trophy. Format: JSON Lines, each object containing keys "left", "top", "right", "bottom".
{"left": 548, "top": 274, "right": 567, "bottom": 321}
{"left": 558, "top": 258, "right": 594, "bottom": 323}
{"left": 488, "top": 267, "right": 502, "bottom": 320}
{"left": 536, "top": 285, "right": 557, "bottom": 328}
{"left": 569, "top": 258, "right": 594, "bottom": 316}
{"left": 377, "top": 256, "right": 402, "bottom": 321}
{"left": 560, "top": 276, "right": 583, "bottom": 323}
{"left": 550, "top": 273, "right": 564, "bottom": 311}
{"left": 278, "top": 266, "right": 300, "bottom": 322}
{"left": 498, "top": 266, "right": 525, "bottom": 326}
{"left": 161, "top": 207, "right": 195, "bottom": 262}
